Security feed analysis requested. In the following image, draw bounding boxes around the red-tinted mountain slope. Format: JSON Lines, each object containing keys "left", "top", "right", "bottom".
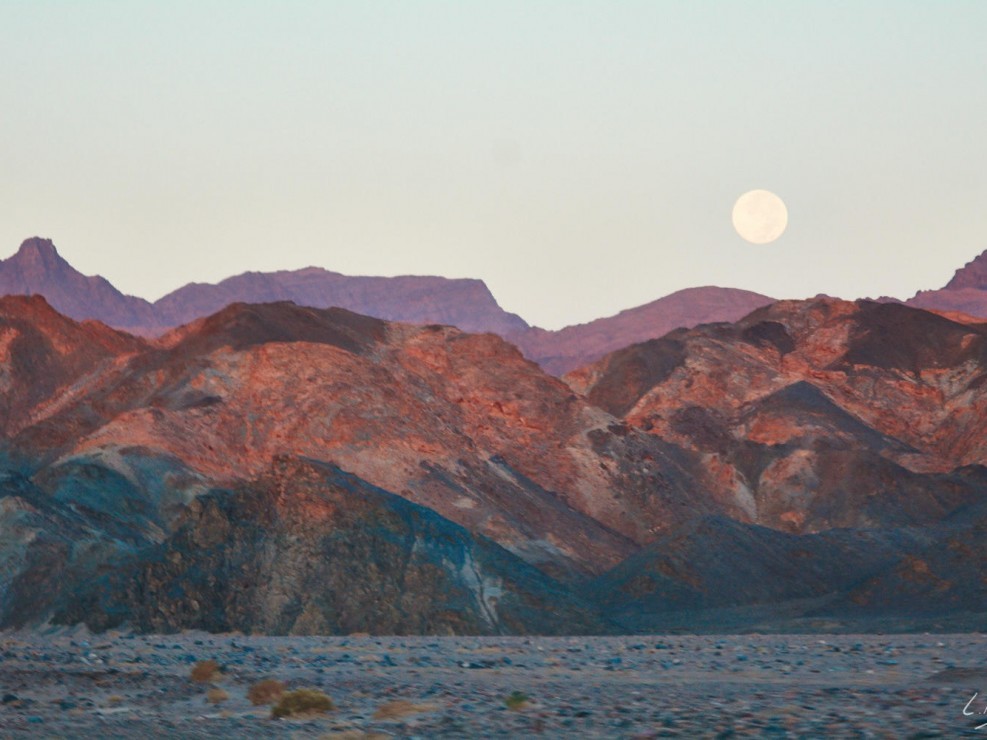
{"left": 0, "top": 295, "right": 145, "bottom": 436}
{"left": 570, "top": 298, "right": 987, "bottom": 532}
{"left": 7, "top": 301, "right": 725, "bottom": 580}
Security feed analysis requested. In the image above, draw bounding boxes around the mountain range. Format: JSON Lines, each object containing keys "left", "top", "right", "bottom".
{"left": 9, "top": 235, "right": 987, "bottom": 376}
{"left": 0, "top": 237, "right": 774, "bottom": 374}
{"left": 2, "top": 271, "right": 987, "bottom": 633}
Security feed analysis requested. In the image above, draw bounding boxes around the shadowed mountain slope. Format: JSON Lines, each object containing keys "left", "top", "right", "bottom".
{"left": 831, "top": 498, "right": 987, "bottom": 619}
{"left": 55, "top": 457, "right": 612, "bottom": 636}
{"left": 586, "top": 516, "right": 925, "bottom": 628}
{"left": 0, "top": 238, "right": 527, "bottom": 337}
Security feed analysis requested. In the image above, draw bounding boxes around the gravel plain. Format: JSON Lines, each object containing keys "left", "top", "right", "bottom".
{"left": 1, "top": 629, "right": 986, "bottom": 738}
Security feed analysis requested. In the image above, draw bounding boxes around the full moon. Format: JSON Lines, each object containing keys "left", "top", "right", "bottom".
{"left": 732, "top": 189, "right": 788, "bottom": 244}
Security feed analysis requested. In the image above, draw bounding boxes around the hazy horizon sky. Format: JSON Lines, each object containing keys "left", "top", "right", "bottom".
{"left": 2, "top": 2, "right": 986, "bottom": 329}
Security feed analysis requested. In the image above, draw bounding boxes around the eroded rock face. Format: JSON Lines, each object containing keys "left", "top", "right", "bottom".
{"left": 0, "top": 449, "right": 207, "bottom": 628}
{"left": 61, "top": 458, "right": 611, "bottom": 636}
{"left": 571, "top": 298, "right": 987, "bottom": 533}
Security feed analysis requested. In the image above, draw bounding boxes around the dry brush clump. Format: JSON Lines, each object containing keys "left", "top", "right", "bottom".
{"left": 206, "top": 687, "right": 229, "bottom": 705}
{"left": 271, "top": 688, "right": 335, "bottom": 719}
{"left": 190, "top": 659, "right": 223, "bottom": 683}
{"left": 372, "top": 699, "right": 438, "bottom": 720}
{"left": 247, "top": 679, "right": 286, "bottom": 706}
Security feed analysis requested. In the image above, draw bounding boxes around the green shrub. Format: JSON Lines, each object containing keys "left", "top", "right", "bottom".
{"left": 505, "top": 690, "right": 529, "bottom": 711}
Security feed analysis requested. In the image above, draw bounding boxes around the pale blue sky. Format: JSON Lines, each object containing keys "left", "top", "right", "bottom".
{"left": 2, "top": 2, "right": 986, "bottom": 328}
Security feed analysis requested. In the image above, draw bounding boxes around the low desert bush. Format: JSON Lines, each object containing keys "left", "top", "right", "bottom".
{"left": 372, "top": 699, "right": 437, "bottom": 720}
{"left": 504, "top": 690, "right": 530, "bottom": 711}
{"left": 206, "top": 687, "right": 229, "bottom": 705}
{"left": 247, "top": 679, "right": 286, "bottom": 706}
{"left": 190, "top": 659, "right": 222, "bottom": 683}
{"left": 271, "top": 688, "right": 334, "bottom": 719}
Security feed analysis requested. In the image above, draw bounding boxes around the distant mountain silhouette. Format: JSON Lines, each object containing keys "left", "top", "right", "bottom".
{"left": 0, "top": 237, "right": 527, "bottom": 337}
{"left": 153, "top": 268, "right": 529, "bottom": 336}
{"left": 0, "top": 237, "right": 776, "bottom": 374}
{"left": 907, "top": 247, "right": 987, "bottom": 319}
{"left": 0, "top": 238, "right": 156, "bottom": 330}
{"left": 10, "top": 235, "right": 987, "bottom": 380}
{"left": 944, "top": 250, "right": 987, "bottom": 289}
{"left": 508, "top": 287, "right": 773, "bottom": 375}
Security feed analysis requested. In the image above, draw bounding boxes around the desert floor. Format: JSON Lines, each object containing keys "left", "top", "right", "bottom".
{"left": 1, "top": 630, "right": 986, "bottom": 738}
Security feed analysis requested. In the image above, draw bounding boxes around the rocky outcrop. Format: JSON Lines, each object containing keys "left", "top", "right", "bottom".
{"left": 944, "top": 251, "right": 987, "bottom": 290}
{"left": 0, "top": 449, "right": 207, "bottom": 628}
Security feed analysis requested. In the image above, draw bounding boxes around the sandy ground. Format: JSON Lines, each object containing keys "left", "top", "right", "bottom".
{"left": 1, "top": 629, "right": 986, "bottom": 738}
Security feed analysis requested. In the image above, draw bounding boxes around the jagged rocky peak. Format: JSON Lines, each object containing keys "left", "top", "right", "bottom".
{"left": 0, "top": 237, "right": 159, "bottom": 330}
{"left": 14, "top": 236, "right": 62, "bottom": 258}
{"left": 5, "top": 237, "right": 71, "bottom": 278}
{"left": 944, "top": 248, "right": 987, "bottom": 290}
